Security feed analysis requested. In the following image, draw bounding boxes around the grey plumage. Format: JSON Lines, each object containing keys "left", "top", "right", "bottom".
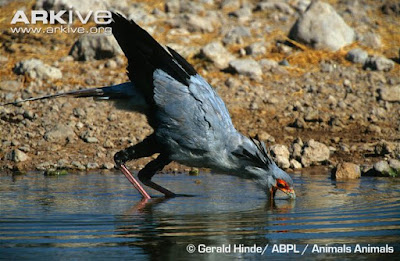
{"left": 1, "top": 13, "right": 295, "bottom": 199}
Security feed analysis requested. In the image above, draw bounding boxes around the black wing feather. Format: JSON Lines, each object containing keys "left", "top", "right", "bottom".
{"left": 167, "top": 46, "right": 197, "bottom": 76}
{"left": 111, "top": 13, "right": 196, "bottom": 104}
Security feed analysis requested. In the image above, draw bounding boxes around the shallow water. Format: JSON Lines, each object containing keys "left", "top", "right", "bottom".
{"left": 0, "top": 171, "right": 399, "bottom": 260}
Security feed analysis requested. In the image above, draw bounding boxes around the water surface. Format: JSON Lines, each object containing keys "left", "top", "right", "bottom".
{"left": 0, "top": 171, "right": 399, "bottom": 260}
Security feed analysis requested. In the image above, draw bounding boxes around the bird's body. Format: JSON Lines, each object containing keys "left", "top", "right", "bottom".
{"left": 152, "top": 71, "right": 238, "bottom": 172}
{"left": 2, "top": 13, "right": 295, "bottom": 200}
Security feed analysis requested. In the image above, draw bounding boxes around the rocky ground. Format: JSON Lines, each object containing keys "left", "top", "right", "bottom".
{"left": 0, "top": 0, "right": 399, "bottom": 178}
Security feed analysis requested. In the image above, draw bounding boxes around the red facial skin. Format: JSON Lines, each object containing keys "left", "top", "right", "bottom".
{"left": 270, "top": 179, "right": 295, "bottom": 199}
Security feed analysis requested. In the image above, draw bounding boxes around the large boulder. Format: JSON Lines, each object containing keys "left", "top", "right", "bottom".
{"left": 332, "top": 162, "right": 361, "bottom": 179}
{"left": 288, "top": 1, "right": 355, "bottom": 51}
{"left": 301, "top": 139, "right": 330, "bottom": 167}
{"left": 69, "top": 33, "right": 122, "bottom": 61}
{"left": 373, "top": 160, "right": 397, "bottom": 177}
{"left": 363, "top": 160, "right": 399, "bottom": 177}
{"left": 270, "top": 144, "right": 290, "bottom": 169}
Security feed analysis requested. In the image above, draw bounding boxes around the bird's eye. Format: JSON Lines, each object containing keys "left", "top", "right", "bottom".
{"left": 276, "top": 179, "right": 287, "bottom": 188}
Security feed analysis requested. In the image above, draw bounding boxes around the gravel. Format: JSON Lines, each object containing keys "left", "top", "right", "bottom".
{"left": 381, "top": 2, "right": 400, "bottom": 15}
{"left": 0, "top": 80, "right": 22, "bottom": 92}
{"left": 361, "top": 32, "right": 382, "bottom": 48}
{"left": 221, "top": 0, "right": 240, "bottom": 11}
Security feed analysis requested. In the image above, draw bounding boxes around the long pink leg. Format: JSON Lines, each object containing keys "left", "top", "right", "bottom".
{"left": 120, "top": 164, "right": 151, "bottom": 199}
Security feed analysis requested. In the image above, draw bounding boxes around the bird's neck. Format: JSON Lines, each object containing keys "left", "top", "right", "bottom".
{"left": 211, "top": 133, "right": 255, "bottom": 175}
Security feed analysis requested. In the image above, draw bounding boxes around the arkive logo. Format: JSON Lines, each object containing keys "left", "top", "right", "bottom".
{"left": 11, "top": 10, "right": 112, "bottom": 25}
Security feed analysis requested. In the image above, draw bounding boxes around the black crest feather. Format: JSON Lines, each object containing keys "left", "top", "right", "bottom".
{"left": 232, "top": 136, "right": 275, "bottom": 169}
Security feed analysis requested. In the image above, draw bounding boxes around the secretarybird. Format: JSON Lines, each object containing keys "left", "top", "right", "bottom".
{"left": 2, "top": 13, "right": 295, "bottom": 200}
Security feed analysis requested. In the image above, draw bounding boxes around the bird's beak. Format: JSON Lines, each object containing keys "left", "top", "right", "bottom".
{"left": 284, "top": 188, "right": 296, "bottom": 199}
{"left": 271, "top": 187, "right": 296, "bottom": 200}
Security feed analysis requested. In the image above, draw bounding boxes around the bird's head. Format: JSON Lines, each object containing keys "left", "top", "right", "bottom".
{"left": 233, "top": 137, "right": 296, "bottom": 200}
{"left": 247, "top": 164, "right": 296, "bottom": 200}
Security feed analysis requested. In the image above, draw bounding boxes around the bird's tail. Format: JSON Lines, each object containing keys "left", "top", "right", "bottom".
{"left": 1, "top": 82, "right": 137, "bottom": 106}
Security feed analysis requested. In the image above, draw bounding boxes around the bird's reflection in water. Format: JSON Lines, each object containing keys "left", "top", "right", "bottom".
{"left": 270, "top": 199, "right": 296, "bottom": 212}
{"left": 123, "top": 197, "right": 171, "bottom": 215}
{"left": 333, "top": 179, "right": 361, "bottom": 191}
{"left": 114, "top": 196, "right": 295, "bottom": 260}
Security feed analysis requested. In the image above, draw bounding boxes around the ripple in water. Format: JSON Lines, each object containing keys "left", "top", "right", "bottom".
{"left": 0, "top": 171, "right": 399, "bottom": 260}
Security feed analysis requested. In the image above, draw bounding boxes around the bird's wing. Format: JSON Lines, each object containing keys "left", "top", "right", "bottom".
{"left": 110, "top": 13, "right": 237, "bottom": 152}
{"left": 111, "top": 13, "right": 196, "bottom": 106}
{"left": 153, "top": 70, "right": 236, "bottom": 153}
